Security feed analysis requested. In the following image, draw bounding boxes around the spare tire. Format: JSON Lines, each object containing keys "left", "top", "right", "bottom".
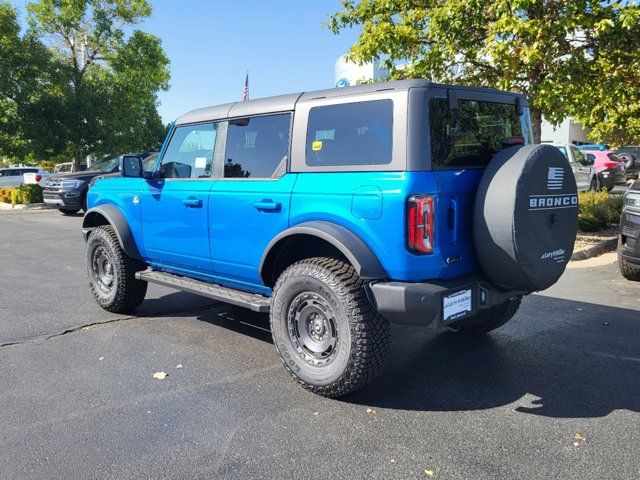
{"left": 617, "top": 152, "right": 636, "bottom": 170}
{"left": 473, "top": 144, "right": 578, "bottom": 292}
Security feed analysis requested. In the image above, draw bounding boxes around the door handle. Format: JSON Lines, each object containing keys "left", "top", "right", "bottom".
{"left": 254, "top": 200, "right": 281, "bottom": 212}
{"left": 182, "top": 197, "right": 202, "bottom": 208}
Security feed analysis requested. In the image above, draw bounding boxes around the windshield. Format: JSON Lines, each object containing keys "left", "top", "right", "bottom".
{"left": 570, "top": 146, "right": 586, "bottom": 163}
{"left": 88, "top": 155, "right": 120, "bottom": 172}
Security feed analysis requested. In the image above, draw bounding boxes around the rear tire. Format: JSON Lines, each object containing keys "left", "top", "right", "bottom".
{"left": 85, "top": 225, "right": 148, "bottom": 313}
{"left": 59, "top": 208, "right": 80, "bottom": 215}
{"left": 452, "top": 296, "right": 523, "bottom": 335}
{"left": 270, "top": 257, "right": 390, "bottom": 397}
{"left": 589, "top": 177, "right": 600, "bottom": 191}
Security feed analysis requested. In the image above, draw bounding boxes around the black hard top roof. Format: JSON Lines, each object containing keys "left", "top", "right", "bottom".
{"left": 175, "top": 79, "right": 524, "bottom": 125}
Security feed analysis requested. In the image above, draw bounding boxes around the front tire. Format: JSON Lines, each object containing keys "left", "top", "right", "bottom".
{"left": 270, "top": 257, "right": 390, "bottom": 397}
{"left": 452, "top": 296, "right": 523, "bottom": 335}
{"left": 619, "top": 248, "right": 640, "bottom": 281}
{"left": 85, "top": 225, "right": 148, "bottom": 313}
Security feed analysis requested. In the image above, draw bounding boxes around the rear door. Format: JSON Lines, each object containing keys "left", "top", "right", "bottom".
{"left": 427, "top": 89, "right": 530, "bottom": 276}
{"left": 140, "top": 122, "right": 218, "bottom": 274}
{"left": 210, "top": 113, "right": 295, "bottom": 290}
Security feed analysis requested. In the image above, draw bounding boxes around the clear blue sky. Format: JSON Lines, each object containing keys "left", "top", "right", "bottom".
{"left": 12, "top": 0, "right": 360, "bottom": 123}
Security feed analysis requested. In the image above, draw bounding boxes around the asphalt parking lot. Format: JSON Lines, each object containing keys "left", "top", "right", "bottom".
{"left": 1, "top": 209, "right": 639, "bottom": 480}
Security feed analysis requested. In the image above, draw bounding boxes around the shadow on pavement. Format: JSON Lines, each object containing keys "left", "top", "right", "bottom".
{"left": 346, "top": 295, "right": 640, "bottom": 419}
{"left": 141, "top": 291, "right": 640, "bottom": 419}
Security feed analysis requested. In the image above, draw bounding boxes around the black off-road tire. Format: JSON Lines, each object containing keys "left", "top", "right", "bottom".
{"left": 270, "top": 257, "right": 390, "bottom": 398}
{"left": 452, "top": 296, "right": 523, "bottom": 335}
{"left": 618, "top": 249, "right": 640, "bottom": 281}
{"left": 59, "top": 208, "right": 80, "bottom": 215}
{"left": 85, "top": 225, "right": 148, "bottom": 313}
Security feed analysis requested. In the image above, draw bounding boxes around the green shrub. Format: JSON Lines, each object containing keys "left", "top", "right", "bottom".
{"left": 0, "top": 188, "right": 16, "bottom": 203}
{"left": 10, "top": 189, "right": 21, "bottom": 205}
{"left": 10, "top": 184, "right": 44, "bottom": 205}
{"left": 578, "top": 191, "right": 623, "bottom": 232}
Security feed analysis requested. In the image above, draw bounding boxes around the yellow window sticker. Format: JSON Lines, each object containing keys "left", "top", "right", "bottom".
{"left": 312, "top": 140, "right": 323, "bottom": 152}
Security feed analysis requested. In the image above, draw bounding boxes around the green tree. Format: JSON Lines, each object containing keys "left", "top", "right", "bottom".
{"left": 0, "top": 2, "right": 52, "bottom": 162}
{"left": 24, "top": 0, "right": 170, "bottom": 168}
{"left": 328, "top": 0, "right": 640, "bottom": 145}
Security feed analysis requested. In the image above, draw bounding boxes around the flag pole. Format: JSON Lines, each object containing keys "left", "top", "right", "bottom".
{"left": 243, "top": 70, "right": 249, "bottom": 101}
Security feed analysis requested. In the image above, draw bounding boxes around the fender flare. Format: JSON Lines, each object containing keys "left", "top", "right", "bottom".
{"left": 259, "top": 221, "right": 388, "bottom": 282}
{"left": 82, "top": 205, "right": 142, "bottom": 260}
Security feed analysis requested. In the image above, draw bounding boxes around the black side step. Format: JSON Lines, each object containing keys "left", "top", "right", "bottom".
{"left": 136, "top": 270, "right": 270, "bottom": 313}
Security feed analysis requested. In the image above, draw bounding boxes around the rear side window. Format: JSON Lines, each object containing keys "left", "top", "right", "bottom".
{"left": 306, "top": 100, "right": 393, "bottom": 167}
{"left": 429, "top": 98, "right": 521, "bottom": 169}
{"left": 224, "top": 113, "right": 291, "bottom": 178}
{"left": 161, "top": 123, "right": 217, "bottom": 179}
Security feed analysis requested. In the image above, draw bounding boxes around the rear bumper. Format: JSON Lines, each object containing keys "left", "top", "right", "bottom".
{"left": 600, "top": 169, "right": 626, "bottom": 187}
{"left": 369, "top": 276, "right": 524, "bottom": 329}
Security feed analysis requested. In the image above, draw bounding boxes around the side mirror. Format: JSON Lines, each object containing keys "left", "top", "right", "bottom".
{"left": 583, "top": 154, "right": 595, "bottom": 166}
{"left": 120, "top": 156, "right": 143, "bottom": 178}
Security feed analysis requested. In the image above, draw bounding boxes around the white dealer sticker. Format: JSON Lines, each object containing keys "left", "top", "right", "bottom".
{"left": 443, "top": 289, "right": 472, "bottom": 321}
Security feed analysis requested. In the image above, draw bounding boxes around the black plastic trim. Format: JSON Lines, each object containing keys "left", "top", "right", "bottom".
{"left": 82, "top": 205, "right": 142, "bottom": 260}
{"left": 259, "top": 221, "right": 388, "bottom": 283}
{"left": 369, "top": 276, "right": 524, "bottom": 328}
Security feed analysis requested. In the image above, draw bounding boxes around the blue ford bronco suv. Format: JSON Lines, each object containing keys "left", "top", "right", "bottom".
{"left": 83, "top": 80, "right": 578, "bottom": 397}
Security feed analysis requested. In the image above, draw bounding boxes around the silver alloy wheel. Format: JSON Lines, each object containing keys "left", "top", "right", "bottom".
{"left": 286, "top": 292, "right": 338, "bottom": 366}
{"left": 91, "top": 245, "right": 114, "bottom": 293}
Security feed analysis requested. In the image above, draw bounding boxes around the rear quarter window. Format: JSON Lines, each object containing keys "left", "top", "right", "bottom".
{"left": 305, "top": 100, "right": 393, "bottom": 167}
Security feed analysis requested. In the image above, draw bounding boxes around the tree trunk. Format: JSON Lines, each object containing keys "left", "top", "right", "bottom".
{"left": 531, "top": 109, "right": 543, "bottom": 144}
{"left": 71, "top": 155, "right": 81, "bottom": 173}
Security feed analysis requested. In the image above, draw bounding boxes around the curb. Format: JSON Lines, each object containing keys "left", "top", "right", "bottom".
{"left": 571, "top": 237, "right": 618, "bottom": 261}
{"left": 0, "top": 202, "right": 52, "bottom": 211}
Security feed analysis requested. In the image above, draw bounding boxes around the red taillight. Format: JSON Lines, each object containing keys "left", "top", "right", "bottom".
{"left": 602, "top": 161, "right": 620, "bottom": 170}
{"left": 407, "top": 195, "right": 435, "bottom": 254}
{"left": 35, "top": 174, "right": 42, "bottom": 182}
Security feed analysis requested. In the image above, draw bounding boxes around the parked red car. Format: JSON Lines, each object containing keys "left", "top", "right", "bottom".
{"left": 583, "top": 150, "right": 627, "bottom": 191}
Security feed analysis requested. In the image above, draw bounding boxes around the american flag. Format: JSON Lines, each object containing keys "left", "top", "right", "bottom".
{"left": 242, "top": 72, "right": 249, "bottom": 101}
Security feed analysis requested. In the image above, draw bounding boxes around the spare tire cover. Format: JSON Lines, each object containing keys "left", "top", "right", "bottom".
{"left": 473, "top": 144, "right": 578, "bottom": 292}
